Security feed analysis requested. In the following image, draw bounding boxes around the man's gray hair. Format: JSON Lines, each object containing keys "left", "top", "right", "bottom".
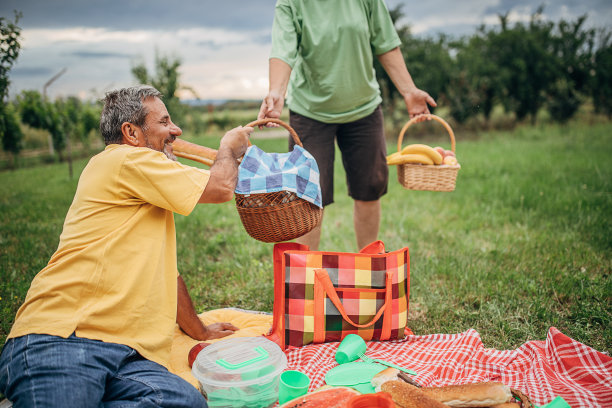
{"left": 100, "top": 85, "right": 163, "bottom": 145}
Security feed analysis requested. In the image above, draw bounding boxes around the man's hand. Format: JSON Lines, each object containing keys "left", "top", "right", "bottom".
{"left": 218, "top": 126, "right": 252, "bottom": 160}
{"left": 257, "top": 90, "right": 285, "bottom": 127}
{"left": 403, "top": 89, "right": 437, "bottom": 122}
{"left": 198, "top": 126, "right": 251, "bottom": 203}
{"left": 203, "top": 322, "right": 239, "bottom": 340}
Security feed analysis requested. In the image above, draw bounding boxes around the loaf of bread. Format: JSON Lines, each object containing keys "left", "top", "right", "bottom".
{"left": 372, "top": 368, "right": 513, "bottom": 407}
{"left": 419, "top": 382, "right": 512, "bottom": 407}
{"left": 381, "top": 380, "right": 448, "bottom": 408}
{"left": 172, "top": 138, "right": 217, "bottom": 167}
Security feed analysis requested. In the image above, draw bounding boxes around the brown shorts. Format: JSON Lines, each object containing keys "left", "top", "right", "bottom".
{"left": 289, "top": 106, "right": 388, "bottom": 206}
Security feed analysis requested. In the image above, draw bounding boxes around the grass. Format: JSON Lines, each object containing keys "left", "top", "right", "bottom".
{"left": 0, "top": 119, "right": 610, "bottom": 355}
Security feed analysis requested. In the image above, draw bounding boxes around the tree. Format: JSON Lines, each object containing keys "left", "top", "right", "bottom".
{"left": 447, "top": 30, "right": 501, "bottom": 125}
{"left": 488, "top": 9, "right": 558, "bottom": 123}
{"left": 131, "top": 53, "right": 185, "bottom": 124}
{"left": 17, "top": 90, "right": 49, "bottom": 130}
{"left": 590, "top": 29, "right": 612, "bottom": 117}
{"left": 17, "top": 89, "right": 65, "bottom": 155}
{"left": 1, "top": 102, "right": 23, "bottom": 168}
{"left": 80, "top": 102, "right": 101, "bottom": 144}
{"left": 0, "top": 11, "right": 23, "bottom": 158}
{"left": 546, "top": 16, "right": 595, "bottom": 122}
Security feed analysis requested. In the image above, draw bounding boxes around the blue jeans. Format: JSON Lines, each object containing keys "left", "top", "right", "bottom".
{"left": 0, "top": 333, "right": 207, "bottom": 408}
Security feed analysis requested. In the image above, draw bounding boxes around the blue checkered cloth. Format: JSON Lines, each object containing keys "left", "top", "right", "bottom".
{"left": 235, "top": 145, "right": 322, "bottom": 208}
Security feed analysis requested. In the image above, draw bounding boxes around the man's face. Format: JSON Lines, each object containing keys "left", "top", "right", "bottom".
{"left": 138, "top": 97, "right": 182, "bottom": 160}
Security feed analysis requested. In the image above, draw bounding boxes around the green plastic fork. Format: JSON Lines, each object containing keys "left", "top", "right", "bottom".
{"left": 357, "top": 352, "right": 417, "bottom": 376}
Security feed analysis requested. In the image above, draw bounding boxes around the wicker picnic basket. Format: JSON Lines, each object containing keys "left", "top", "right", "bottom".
{"left": 396, "top": 114, "right": 460, "bottom": 192}
{"left": 234, "top": 118, "right": 323, "bottom": 243}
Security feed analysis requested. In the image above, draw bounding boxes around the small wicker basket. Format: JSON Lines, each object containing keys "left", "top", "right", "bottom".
{"left": 234, "top": 118, "right": 323, "bottom": 243}
{"left": 395, "top": 114, "right": 460, "bottom": 192}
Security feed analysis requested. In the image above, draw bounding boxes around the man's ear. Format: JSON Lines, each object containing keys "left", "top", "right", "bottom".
{"left": 120, "top": 122, "right": 140, "bottom": 146}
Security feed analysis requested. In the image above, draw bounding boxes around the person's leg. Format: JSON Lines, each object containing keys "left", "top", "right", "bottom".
{"left": 294, "top": 210, "right": 324, "bottom": 250}
{"left": 0, "top": 334, "right": 113, "bottom": 408}
{"left": 354, "top": 199, "right": 381, "bottom": 250}
{"left": 336, "top": 105, "right": 388, "bottom": 250}
{"left": 289, "top": 111, "right": 337, "bottom": 250}
{"left": 103, "top": 351, "right": 206, "bottom": 408}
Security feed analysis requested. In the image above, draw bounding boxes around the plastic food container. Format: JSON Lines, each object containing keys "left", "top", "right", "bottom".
{"left": 192, "top": 337, "right": 287, "bottom": 408}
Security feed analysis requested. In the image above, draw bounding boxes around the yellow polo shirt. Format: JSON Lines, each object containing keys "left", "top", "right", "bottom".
{"left": 8, "top": 144, "right": 210, "bottom": 368}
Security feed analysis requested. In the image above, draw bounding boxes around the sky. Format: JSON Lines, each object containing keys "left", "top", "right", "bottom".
{"left": 1, "top": 0, "right": 611, "bottom": 102}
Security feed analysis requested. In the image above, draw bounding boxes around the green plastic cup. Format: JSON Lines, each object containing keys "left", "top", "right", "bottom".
{"left": 335, "top": 334, "right": 367, "bottom": 364}
{"left": 278, "top": 370, "right": 310, "bottom": 404}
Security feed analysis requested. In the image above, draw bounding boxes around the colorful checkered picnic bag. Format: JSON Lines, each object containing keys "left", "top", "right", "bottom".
{"left": 266, "top": 241, "right": 411, "bottom": 350}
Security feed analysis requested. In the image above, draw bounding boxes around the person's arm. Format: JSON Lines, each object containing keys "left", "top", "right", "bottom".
{"left": 257, "top": 58, "right": 293, "bottom": 123}
{"left": 377, "top": 47, "right": 437, "bottom": 120}
{"left": 176, "top": 275, "right": 239, "bottom": 340}
{"left": 198, "top": 126, "right": 252, "bottom": 203}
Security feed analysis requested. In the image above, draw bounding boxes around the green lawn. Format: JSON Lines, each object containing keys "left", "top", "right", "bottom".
{"left": 1, "top": 119, "right": 610, "bottom": 354}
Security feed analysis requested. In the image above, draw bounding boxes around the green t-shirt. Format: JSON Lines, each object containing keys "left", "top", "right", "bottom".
{"left": 271, "top": 0, "right": 401, "bottom": 123}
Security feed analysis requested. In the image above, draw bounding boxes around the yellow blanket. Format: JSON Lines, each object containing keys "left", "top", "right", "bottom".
{"left": 169, "top": 308, "right": 273, "bottom": 387}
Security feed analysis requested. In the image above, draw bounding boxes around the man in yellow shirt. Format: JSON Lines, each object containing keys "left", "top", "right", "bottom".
{"left": 0, "top": 86, "right": 251, "bottom": 408}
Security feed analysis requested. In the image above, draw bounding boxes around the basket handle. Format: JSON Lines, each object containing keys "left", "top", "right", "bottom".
{"left": 396, "top": 114, "right": 455, "bottom": 154}
{"left": 245, "top": 118, "right": 303, "bottom": 148}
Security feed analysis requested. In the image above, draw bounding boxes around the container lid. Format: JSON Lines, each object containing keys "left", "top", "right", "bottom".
{"left": 192, "top": 337, "right": 287, "bottom": 387}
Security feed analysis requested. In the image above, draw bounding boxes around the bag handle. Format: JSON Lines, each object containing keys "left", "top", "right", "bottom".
{"left": 359, "top": 240, "right": 385, "bottom": 254}
{"left": 313, "top": 268, "right": 392, "bottom": 342}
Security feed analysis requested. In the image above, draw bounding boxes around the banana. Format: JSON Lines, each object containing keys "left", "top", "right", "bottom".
{"left": 400, "top": 144, "right": 443, "bottom": 165}
{"left": 388, "top": 153, "right": 434, "bottom": 165}
{"left": 386, "top": 152, "right": 403, "bottom": 165}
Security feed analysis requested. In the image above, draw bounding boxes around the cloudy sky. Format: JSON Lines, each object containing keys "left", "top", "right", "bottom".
{"left": 1, "top": 0, "right": 611, "bottom": 102}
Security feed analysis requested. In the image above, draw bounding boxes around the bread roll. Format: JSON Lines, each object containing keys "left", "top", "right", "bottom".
{"left": 419, "top": 382, "right": 512, "bottom": 407}
{"left": 372, "top": 368, "right": 401, "bottom": 392}
{"left": 381, "top": 381, "right": 448, "bottom": 408}
{"left": 172, "top": 138, "right": 218, "bottom": 167}
{"left": 490, "top": 403, "right": 520, "bottom": 408}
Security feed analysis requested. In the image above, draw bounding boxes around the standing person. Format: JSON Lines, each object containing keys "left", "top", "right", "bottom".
{"left": 258, "top": 0, "right": 437, "bottom": 250}
{"left": 0, "top": 85, "right": 251, "bottom": 408}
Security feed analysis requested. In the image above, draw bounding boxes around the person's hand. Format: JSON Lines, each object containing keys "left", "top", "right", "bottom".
{"left": 403, "top": 89, "right": 437, "bottom": 123}
{"left": 219, "top": 126, "right": 252, "bottom": 160}
{"left": 204, "top": 322, "right": 239, "bottom": 340}
{"left": 257, "top": 90, "right": 285, "bottom": 128}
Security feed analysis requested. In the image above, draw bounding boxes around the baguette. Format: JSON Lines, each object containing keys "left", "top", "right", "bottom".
{"left": 172, "top": 138, "right": 218, "bottom": 167}
{"left": 419, "top": 382, "right": 512, "bottom": 407}
{"left": 381, "top": 381, "right": 448, "bottom": 408}
{"left": 372, "top": 368, "right": 514, "bottom": 407}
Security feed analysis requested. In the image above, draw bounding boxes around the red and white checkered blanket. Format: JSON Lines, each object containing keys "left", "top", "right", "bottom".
{"left": 285, "top": 327, "right": 612, "bottom": 407}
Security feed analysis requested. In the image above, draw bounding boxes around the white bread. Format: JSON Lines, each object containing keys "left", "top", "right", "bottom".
{"left": 419, "top": 382, "right": 512, "bottom": 407}
{"left": 381, "top": 380, "right": 448, "bottom": 408}
{"left": 172, "top": 138, "right": 218, "bottom": 167}
{"left": 372, "top": 367, "right": 401, "bottom": 392}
